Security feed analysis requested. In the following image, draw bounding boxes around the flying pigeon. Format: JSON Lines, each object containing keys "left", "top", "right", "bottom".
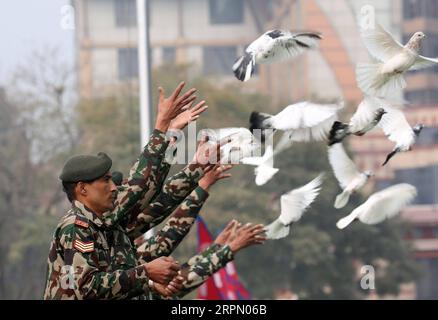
{"left": 265, "top": 173, "right": 324, "bottom": 239}
{"left": 328, "top": 143, "right": 373, "bottom": 209}
{"left": 233, "top": 30, "right": 322, "bottom": 81}
{"left": 241, "top": 128, "right": 299, "bottom": 186}
{"left": 200, "top": 127, "right": 260, "bottom": 164}
{"left": 328, "top": 96, "right": 387, "bottom": 145}
{"left": 250, "top": 101, "right": 343, "bottom": 142}
{"left": 241, "top": 143, "right": 279, "bottom": 186}
{"left": 378, "top": 107, "right": 424, "bottom": 166}
{"left": 336, "top": 183, "right": 417, "bottom": 229}
{"left": 356, "top": 22, "right": 438, "bottom": 97}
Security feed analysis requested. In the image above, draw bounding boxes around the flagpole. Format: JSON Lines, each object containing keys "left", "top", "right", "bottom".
{"left": 137, "top": 0, "right": 154, "bottom": 238}
{"left": 137, "top": 0, "right": 151, "bottom": 147}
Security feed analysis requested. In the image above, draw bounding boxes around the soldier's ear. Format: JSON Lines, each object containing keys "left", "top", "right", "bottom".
{"left": 76, "top": 182, "right": 87, "bottom": 196}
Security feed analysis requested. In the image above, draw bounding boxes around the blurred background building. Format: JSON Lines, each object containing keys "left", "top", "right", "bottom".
{"left": 72, "top": 0, "right": 438, "bottom": 299}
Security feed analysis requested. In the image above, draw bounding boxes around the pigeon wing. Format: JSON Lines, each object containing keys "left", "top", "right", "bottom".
{"left": 279, "top": 173, "right": 324, "bottom": 225}
{"left": 271, "top": 31, "right": 322, "bottom": 61}
{"left": 360, "top": 23, "right": 404, "bottom": 62}
{"left": 328, "top": 144, "right": 360, "bottom": 189}
{"left": 378, "top": 106, "right": 415, "bottom": 146}
{"left": 349, "top": 96, "right": 381, "bottom": 133}
{"left": 359, "top": 184, "right": 417, "bottom": 224}
{"left": 411, "top": 55, "right": 438, "bottom": 70}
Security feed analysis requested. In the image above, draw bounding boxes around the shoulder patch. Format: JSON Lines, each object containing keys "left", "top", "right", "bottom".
{"left": 75, "top": 219, "right": 89, "bottom": 228}
{"left": 74, "top": 216, "right": 89, "bottom": 228}
{"left": 73, "top": 239, "right": 94, "bottom": 253}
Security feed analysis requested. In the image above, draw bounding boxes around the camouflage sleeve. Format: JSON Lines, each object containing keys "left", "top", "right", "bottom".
{"left": 124, "top": 163, "right": 205, "bottom": 241}
{"left": 135, "top": 186, "right": 209, "bottom": 264}
{"left": 177, "top": 244, "right": 234, "bottom": 297}
{"left": 103, "top": 129, "right": 170, "bottom": 227}
{"left": 60, "top": 226, "right": 151, "bottom": 299}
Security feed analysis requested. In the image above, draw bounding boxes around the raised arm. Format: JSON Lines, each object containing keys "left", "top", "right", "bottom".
{"left": 123, "top": 137, "right": 224, "bottom": 241}
{"left": 136, "top": 164, "right": 233, "bottom": 263}
{"left": 104, "top": 82, "right": 198, "bottom": 227}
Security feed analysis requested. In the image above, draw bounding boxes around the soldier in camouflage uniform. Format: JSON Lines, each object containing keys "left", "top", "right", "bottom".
{"left": 133, "top": 164, "right": 266, "bottom": 299}
{"left": 44, "top": 82, "right": 204, "bottom": 299}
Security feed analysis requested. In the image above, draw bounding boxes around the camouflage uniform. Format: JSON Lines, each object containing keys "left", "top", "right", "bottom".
{"left": 135, "top": 186, "right": 235, "bottom": 299}
{"left": 44, "top": 130, "right": 170, "bottom": 299}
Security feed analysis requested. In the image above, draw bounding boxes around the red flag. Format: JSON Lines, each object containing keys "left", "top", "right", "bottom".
{"left": 196, "top": 217, "right": 251, "bottom": 300}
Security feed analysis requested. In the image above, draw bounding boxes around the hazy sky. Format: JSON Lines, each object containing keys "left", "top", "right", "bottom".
{"left": 0, "top": 0, "right": 75, "bottom": 84}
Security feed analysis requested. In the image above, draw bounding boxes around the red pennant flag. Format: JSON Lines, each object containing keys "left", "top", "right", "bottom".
{"left": 196, "top": 217, "right": 251, "bottom": 300}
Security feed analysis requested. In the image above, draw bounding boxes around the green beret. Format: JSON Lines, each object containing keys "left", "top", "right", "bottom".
{"left": 111, "top": 171, "right": 123, "bottom": 186}
{"left": 59, "top": 152, "right": 112, "bottom": 182}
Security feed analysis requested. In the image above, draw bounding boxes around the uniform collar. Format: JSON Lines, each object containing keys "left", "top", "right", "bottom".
{"left": 73, "top": 200, "right": 105, "bottom": 228}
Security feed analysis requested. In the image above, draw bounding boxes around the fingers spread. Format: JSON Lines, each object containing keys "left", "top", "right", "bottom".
{"left": 170, "top": 81, "right": 186, "bottom": 101}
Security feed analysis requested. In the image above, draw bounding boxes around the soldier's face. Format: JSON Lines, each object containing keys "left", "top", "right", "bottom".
{"left": 83, "top": 172, "right": 117, "bottom": 214}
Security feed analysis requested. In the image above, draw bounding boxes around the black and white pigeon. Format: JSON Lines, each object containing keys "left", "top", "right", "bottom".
{"left": 328, "top": 96, "right": 387, "bottom": 145}
{"left": 378, "top": 107, "right": 424, "bottom": 166}
{"left": 250, "top": 101, "right": 343, "bottom": 143}
{"left": 357, "top": 22, "right": 438, "bottom": 97}
{"left": 328, "top": 143, "right": 373, "bottom": 209}
{"left": 233, "top": 29, "right": 322, "bottom": 81}
{"left": 265, "top": 173, "right": 324, "bottom": 239}
{"left": 336, "top": 184, "right": 417, "bottom": 229}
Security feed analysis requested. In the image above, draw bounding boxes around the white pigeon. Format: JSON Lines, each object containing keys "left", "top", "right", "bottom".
{"left": 356, "top": 22, "right": 438, "bottom": 97}
{"left": 328, "top": 96, "right": 387, "bottom": 145}
{"left": 265, "top": 173, "right": 324, "bottom": 239}
{"left": 336, "top": 184, "right": 417, "bottom": 229}
{"left": 328, "top": 143, "right": 373, "bottom": 209}
{"left": 378, "top": 107, "right": 424, "bottom": 166}
{"left": 241, "top": 129, "right": 300, "bottom": 186}
{"left": 233, "top": 30, "right": 322, "bottom": 81}
{"left": 241, "top": 143, "right": 279, "bottom": 186}
{"left": 200, "top": 127, "right": 260, "bottom": 164}
{"left": 250, "top": 101, "right": 343, "bottom": 143}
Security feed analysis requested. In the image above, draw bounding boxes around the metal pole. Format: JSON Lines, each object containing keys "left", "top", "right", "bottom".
{"left": 137, "top": 0, "right": 152, "bottom": 147}
{"left": 137, "top": 0, "right": 154, "bottom": 239}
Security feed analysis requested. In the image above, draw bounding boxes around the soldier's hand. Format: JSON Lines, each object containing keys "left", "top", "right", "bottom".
{"left": 214, "top": 219, "right": 238, "bottom": 246}
{"left": 169, "top": 100, "right": 208, "bottom": 131}
{"left": 144, "top": 256, "right": 180, "bottom": 285}
{"left": 198, "top": 163, "right": 233, "bottom": 191}
{"left": 153, "top": 275, "right": 184, "bottom": 297}
{"left": 192, "top": 134, "right": 231, "bottom": 168}
{"left": 227, "top": 223, "right": 266, "bottom": 254}
{"left": 155, "top": 81, "right": 197, "bottom": 132}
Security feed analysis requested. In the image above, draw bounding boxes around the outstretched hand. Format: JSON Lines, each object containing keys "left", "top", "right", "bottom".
{"left": 198, "top": 163, "right": 233, "bottom": 191}
{"left": 170, "top": 100, "right": 208, "bottom": 131}
{"left": 155, "top": 81, "right": 197, "bottom": 132}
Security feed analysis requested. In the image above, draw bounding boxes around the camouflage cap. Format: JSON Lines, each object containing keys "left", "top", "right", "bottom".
{"left": 59, "top": 152, "right": 112, "bottom": 182}
{"left": 111, "top": 171, "right": 123, "bottom": 186}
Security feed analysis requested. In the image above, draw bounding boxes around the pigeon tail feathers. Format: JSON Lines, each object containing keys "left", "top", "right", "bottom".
{"left": 334, "top": 190, "right": 351, "bottom": 209}
{"left": 233, "top": 52, "right": 255, "bottom": 82}
{"left": 264, "top": 219, "right": 290, "bottom": 239}
{"left": 356, "top": 62, "right": 406, "bottom": 97}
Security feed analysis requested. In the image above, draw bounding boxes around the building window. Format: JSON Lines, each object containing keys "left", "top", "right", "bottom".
{"left": 394, "top": 166, "right": 438, "bottom": 205}
{"left": 405, "top": 89, "right": 438, "bottom": 105}
{"left": 118, "top": 48, "right": 138, "bottom": 80}
{"left": 404, "top": 0, "right": 438, "bottom": 19}
{"left": 416, "top": 127, "right": 438, "bottom": 146}
{"left": 209, "top": 0, "right": 244, "bottom": 24}
{"left": 114, "top": 0, "right": 137, "bottom": 27}
{"left": 203, "top": 46, "right": 237, "bottom": 75}
{"left": 162, "top": 47, "right": 176, "bottom": 64}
